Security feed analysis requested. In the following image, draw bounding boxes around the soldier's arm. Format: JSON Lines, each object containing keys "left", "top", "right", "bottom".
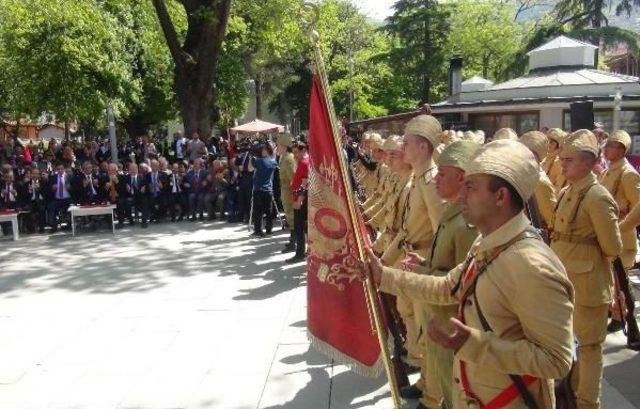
{"left": 367, "top": 205, "right": 388, "bottom": 230}
{"left": 420, "top": 177, "right": 446, "bottom": 231}
{"left": 379, "top": 263, "right": 464, "bottom": 305}
{"left": 621, "top": 171, "right": 640, "bottom": 220}
{"left": 620, "top": 201, "right": 640, "bottom": 231}
{"left": 536, "top": 178, "right": 557, "bottom": 228}
{"left": 456, "top": 253, "right": 574, "bottom": 380}
{"left": 588, "top": 193, "right": 623, "bottom": 258}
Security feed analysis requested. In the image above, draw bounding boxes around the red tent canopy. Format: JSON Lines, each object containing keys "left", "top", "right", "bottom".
{"left": 229, "top": 119, "right": 284, "bottom": 136}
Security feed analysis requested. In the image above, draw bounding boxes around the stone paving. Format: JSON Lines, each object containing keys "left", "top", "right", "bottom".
{"left": 0, "top": 221, "right": 638, "bottom": 408}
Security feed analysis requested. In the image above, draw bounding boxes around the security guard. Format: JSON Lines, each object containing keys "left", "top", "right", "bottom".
{"left": 519, "top": 130, "right": 557, "bottom": 229}
{"left": 381, "top": 114, "right": 446, "bottom": 400}
{"left": 550, "top": 129, "right": 622, "bottom": 409}
{"left": 367, "top": 139, "right": 574, "bottom": 409}
{"left": 404, "top": 140, "right": 479, "bottom": 409}
{"left": 598, "top": 129, "right": 640, "bottom": 332}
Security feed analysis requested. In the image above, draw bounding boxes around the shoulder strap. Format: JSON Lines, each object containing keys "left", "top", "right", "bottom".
{"left": 462, "top": 230, "right": 541, "bottom": 409}
{"left": 472, "top": 288, "right": 539, "bottom": 409}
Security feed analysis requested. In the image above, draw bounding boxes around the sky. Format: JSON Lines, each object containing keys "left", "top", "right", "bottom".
{"left": 354, "top": 0, "right": 395, "bottom": 22}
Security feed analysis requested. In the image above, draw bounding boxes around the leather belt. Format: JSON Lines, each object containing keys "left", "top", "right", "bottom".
{"left": 550, "top": 231, "right": 598, "bottom": 246}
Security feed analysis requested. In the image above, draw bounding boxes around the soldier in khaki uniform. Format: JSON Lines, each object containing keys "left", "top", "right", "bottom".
{"left": 598, "top": 130, "right": 640, "bottom": 332}
{"left": 402, "top": 141, "right": 479, "bottom": 409}
{"left": 366, "top": 139, "right": 574, "bottom": 409}
{"left": 550, "top": 129, "right": 622, "bottom": 409}
{"left": 359, "top": 134, "right": 387, "bottom": 200}
{"left": 520, "top": 131, "right": 557, "bottom": 229}
{"left": 368, "top": 136, "right": 411, "bottom": 253}
{"left": 276, "top": 133, "right": 297, "bottom": 234}
{"left": 382, "top": 115, "right": 446, "bottom": 400}
{"left": 542, "top": 128, "right": 567, "bottom": 191}
{"left": 362, "top": 138, "right": 396, "bottom": 223}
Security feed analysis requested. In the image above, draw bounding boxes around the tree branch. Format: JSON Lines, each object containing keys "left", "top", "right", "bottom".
{"left": 151, "top": 0, "right": 185, "bottom": 67}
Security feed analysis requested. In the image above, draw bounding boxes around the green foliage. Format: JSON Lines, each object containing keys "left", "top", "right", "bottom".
{"left": 384, "top": 0, "right": 452, "bottom": 104}
{"left": 0, "top": 0, "right": 139, "bottom": 124}
{"left": 447, "top": 1, "right": 524, "bottom": 82}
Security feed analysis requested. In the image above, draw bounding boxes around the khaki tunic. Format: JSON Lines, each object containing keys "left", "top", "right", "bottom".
{"left": 416, "top": 204, "right": 478, "bottom": 408}
{"left": 550, "top": 172, "right": 621, "bottom": 408}
{"left": 532, "top": 171, "right": 557, "bottom": 228}
{"left": 542, "top": 152, "right": 565, "bottom": 191}
{"left": 278, "top": 152, "right": 297, "bottom": 227}
{"left": 550, "top": 172, "right": 622, "bottom": 307}
{"left": 598, "top": 158, "right": 640, "bottom": 268}
{"left": 380, "top": 160, "right": 445, "bottom": 367}
{"left": 360, "top": 162, "right": 388, "bottom": 200}
{"left": 381, "top": 213, "right": 574, "bottom": 409}
{"left": 363, "top": 171, "right": 396, "bottom": 226}
{"left": 382, "top": 160, "right": 446, "bottom": 266}
{"left": 371, "top": 172, "right": 411, "bottom": 255}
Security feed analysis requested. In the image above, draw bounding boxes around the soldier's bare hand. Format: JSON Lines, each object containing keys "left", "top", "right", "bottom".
{"left": 364, "top": 247, "right": 383, "bottom": 286}
{"left": 427, "top": 318, "right": 471, "bottom": 352}
{"left": 401, "top": 252, "right": 424, "bottom": 271}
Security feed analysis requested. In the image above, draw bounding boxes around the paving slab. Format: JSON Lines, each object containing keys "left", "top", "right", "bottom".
{"left": 0, "top": 221, "right": 638, "bottom": 409}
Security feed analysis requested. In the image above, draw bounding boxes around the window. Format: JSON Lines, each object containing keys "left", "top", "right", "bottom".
{"left": 563, "top": 109, "right": 640, "bottom": 134}
{"left": 469, "top": 111, "right": 540, "bottom": 138}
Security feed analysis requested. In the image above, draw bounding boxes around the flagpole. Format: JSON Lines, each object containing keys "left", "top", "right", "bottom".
{"left": 305, "top": 7, "right": 402, "bottom": 408}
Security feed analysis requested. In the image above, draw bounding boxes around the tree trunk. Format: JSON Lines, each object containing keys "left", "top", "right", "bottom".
{"left": 152, "top": 0, "right": 231, "bottom": 140}
{"left": 64, "top": 121, "right": 70, "bottom": 141}
{"left": 421, "top": 11, "right": 431, "bottom": 104}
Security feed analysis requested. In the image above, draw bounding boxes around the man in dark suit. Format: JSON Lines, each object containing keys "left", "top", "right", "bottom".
{"left": 125, "top": 162, "right": 149, "bottom": 228}
{"left": 0, "top": 169, "right": 20, "bottom": 236}
{"left": 168, "top": 162, "right": 188, "bottom": 222}
{"left": 47, "top": 162, "right": 72, "bottom": 233}
{"left": 73, "top": 161, "right": 100, "bottom": 205}
{"left": 183, "top": 157, "right": 208, "bottom": 221}
{"left": 144, "top": 159, "right": 169, "bottom": 223}
{"left": 235, "top": 146, "right": 254, "bottom": 223}
{"left": 18, "top": 167, "right": 47, "bottom": 233}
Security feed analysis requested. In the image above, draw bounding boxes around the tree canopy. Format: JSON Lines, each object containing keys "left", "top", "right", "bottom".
{"left": 0, "top": 0, "right": 639, "bottom": 135}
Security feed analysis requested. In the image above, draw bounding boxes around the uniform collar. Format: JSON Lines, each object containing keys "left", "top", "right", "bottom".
{"left": 440, "top": 202, "right": 463, "bottom": 223}
{"left": 412, "top": 158, "right": 435, "bottom": 177}
{"left": 608, "top": 157, "right": 627, "bottom": 171}
{"left": 474, "top": 212, "right": 529, "bottom": 256}
{"left": 569, "top": 172, "right": 597, "bottom": 191}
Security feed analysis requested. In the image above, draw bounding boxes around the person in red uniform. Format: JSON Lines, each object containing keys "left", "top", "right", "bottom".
{"left": 287, "top": 141, "right": 309, "bottom": 263}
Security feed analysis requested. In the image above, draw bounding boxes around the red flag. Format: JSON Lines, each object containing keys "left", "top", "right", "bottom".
{"left": 306, "top": 73, "right": 382, "bottom": 375}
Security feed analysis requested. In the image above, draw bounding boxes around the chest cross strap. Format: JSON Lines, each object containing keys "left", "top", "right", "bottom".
{"left": 458, "top": 229, "right": 541, "bottom": 409}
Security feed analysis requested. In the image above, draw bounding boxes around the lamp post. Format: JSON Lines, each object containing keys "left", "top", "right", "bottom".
{"left": 106, "top": 103, "right": 118, "bottom": 163}
{"left": 613, "top": 87, "right": 622, "bottom": 132}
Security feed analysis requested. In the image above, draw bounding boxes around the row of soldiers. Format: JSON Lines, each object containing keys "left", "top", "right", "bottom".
{"left": 355, "top": 115, "right": 639, "bottom": 409}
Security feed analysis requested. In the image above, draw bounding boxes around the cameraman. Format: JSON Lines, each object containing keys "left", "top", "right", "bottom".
{"left": 251, "top": 142, "right": 278, "bottom": 237}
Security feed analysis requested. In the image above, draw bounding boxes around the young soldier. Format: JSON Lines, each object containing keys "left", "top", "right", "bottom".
{"left": 551, "top": 129, "right": 622, "bottom": 409}
{"left": 598, "top": 130, "right": 640, "bottom": 332}
{"left": 402, "top": 140, "right": 479, "bottom": 409}
{"left": 519, "top": 130, "right": 557, "bottom": 230}
{"left": 367, "top": 139, "right": 574, "bottom": 409}
{"left": 382, "top": 114, "right": 446, "bottom": 400}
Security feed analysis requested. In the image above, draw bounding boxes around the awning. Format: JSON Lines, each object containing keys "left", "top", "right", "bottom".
{"left": 229, "top": 119, "right": 284, "bottom": 136}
